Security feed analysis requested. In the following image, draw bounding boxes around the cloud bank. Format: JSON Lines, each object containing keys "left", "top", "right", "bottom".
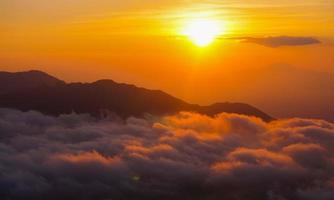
{"left": 234, "top": 36, "right": 321, "bottom": 47}
{"left": 0, "top": 109, "right": 334, "bottom": 200}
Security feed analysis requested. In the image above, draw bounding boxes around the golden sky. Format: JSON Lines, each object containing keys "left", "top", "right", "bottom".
{"left": 1, "top": 0, "right": 334, "bottom": 118}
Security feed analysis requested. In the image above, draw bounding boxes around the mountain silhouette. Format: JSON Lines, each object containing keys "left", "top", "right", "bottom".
{"left": 0, "top": 70, "right": 273, "bottom": 121}
{"left": 0, "top": 70, "right": 65, "bottom": 94}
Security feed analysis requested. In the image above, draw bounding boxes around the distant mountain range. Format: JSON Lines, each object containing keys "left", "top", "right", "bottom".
{"left": 0, "top": 70, "right": 273, "bottom": 121}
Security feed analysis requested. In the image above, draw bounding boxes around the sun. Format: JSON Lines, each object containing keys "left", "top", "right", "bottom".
{"left": 183, "top": 18, "right": 223, "bottom": 47}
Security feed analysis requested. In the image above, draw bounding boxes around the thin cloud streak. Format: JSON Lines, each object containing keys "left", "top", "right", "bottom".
{"left": 229, "top": 36, "right": 321, "bottom": 47}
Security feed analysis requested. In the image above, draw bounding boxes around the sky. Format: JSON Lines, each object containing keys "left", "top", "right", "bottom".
{"left": 1, "top": 0, "right": 334, "bottom": 119}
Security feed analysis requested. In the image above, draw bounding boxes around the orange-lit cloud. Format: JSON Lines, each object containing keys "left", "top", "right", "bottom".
{"left": 1, "top": 108, "right": 334, "bottom": 199}
{"left": 54, "top": 151, "right": 120, "bottom": 165}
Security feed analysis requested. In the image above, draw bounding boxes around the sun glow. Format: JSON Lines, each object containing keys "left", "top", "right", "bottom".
{"left": 183, "top": 18, "right": 224, "bottom": 47}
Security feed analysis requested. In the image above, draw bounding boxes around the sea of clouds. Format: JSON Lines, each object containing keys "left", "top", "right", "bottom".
{"left": 0, "top": 108, "right": 334, "bottom": 200}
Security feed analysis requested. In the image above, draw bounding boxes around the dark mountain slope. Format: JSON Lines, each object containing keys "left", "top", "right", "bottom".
{"left": 0, "top": 70, "right": 65, "bottom": 94}
{"left": 0, "top": 70, "right": 273, "bottom": 121}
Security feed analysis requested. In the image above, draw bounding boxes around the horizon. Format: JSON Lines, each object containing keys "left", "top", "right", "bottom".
{"left": 1, "top": 67, "right": 334, "bottom": 121}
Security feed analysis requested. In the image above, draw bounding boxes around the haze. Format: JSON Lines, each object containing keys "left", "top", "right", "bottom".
{"left": 1, "top": 0, "right": 334, "bottom": 120}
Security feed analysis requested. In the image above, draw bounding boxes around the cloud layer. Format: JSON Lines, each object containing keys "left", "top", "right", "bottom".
{"left": 0, "top": 109, "right": 334, "bottom": 200}
{"left": 234, "top": 36, "right": 321, "bottom": 47}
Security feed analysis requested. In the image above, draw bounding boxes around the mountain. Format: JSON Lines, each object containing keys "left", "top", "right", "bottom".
{"left": 0, "top": 70, "right": 273, "bottom": 121}
{"left": 0, "top": 70, "right": 65, "bottom": 94}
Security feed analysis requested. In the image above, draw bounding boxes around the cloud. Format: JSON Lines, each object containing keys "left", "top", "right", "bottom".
{"left": 0, "top": 109, "right": 334, "bottom": 200}
{"left": 232, "top": 36, "right": 321, "bottom": 47}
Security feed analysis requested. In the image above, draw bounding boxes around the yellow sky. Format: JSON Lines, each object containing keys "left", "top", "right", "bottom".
{"left": 1, "top": 0, "right": 334, "bottom": 118}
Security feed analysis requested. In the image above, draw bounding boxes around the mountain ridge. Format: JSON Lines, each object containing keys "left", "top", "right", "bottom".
{"left": 0, "top": 70, "right": 273, "bottom": 121}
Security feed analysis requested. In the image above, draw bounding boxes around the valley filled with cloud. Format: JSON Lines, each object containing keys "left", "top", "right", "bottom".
{"left": 1, "top": 109, "right": 333, "bottom": 200}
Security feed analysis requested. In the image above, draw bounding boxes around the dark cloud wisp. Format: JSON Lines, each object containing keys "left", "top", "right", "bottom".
{"left": 0, "top": 109, "right": 334, "bottom": 200}
{"left": 233, "top": 36, "right": 321, "bottom": 47}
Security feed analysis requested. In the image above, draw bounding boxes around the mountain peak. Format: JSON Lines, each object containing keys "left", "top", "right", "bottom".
{"left": 24, "top": 69, "right": 50, "bottom": 75}
{"left": 2, "top": 70, "right": 57, "bottom": 78}
{"left": 0, "top": 70, "right": 65, "bottom": 94}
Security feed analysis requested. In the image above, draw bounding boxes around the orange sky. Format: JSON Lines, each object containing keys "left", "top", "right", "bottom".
{"left": 1, "top": 0, "right": 334, "bottom": 118}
